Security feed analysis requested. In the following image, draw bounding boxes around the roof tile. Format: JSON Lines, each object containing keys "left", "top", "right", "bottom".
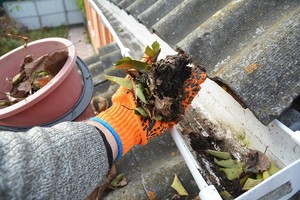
{"left": 98, "top": 0, "right": 300, "bottom": 125}
{"left": 138, "top": 0, "right": 183, "bottom": 30}
{"left": 152, "top": 0, "right": 231, "bottom": 48}
{"left": 125, "top": 0, "right": 157, "bottom": 18}
{"left": 118, "top": 0, "right": 136, "bottom": 10}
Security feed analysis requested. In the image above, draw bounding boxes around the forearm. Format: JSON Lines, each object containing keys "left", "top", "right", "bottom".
{"left": 0, "top": 122, "right": 111, "bottom": 200}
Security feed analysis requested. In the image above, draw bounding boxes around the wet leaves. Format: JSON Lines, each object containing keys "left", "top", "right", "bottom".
{"left": 206, "top": 148, "right": 281, "bottom": 193}
{"left": 206, "top": 150, "right": 231, "bottom": 160}
{"left": 214, "top": 158, "right": 235, "bottom": 168}
{"left": 220, "top": 166, "right": 244, "bottom": 181}
{"left": 242, "top": 178, "right": 263, "bottom": 190}
{"left": 136, "top": 83, "right": 147, "bottom": 103}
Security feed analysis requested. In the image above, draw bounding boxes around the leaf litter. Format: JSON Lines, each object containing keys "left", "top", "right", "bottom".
{"left": 179, "top": 112, "right": 282, "bottom": 200}
{"left": 105, "top": 41, "right": 202, "bottom": 124}
{"left": 0, "top": 38, "right": 69, "bottom": 109}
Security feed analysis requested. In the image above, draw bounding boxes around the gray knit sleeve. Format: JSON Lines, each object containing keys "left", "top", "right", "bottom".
{"left": 0, "top": 122, "right": 110, "bottom": 199}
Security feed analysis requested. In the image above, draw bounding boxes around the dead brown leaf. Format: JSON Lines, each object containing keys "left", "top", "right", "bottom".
{"left": 17, "top": 79, "right": 32, "bottom": 93}
{"left": 44, "top": 51, "right": 68, "bottom": 76}
{"left": 1, "top": 50, "right": 69, "bottom": 109}
{"left": 19, "top": 55, "right": 33, "bottom": 72}
{"left": 154, "top": 96, "right": 173, "bottom": 116}
{"left": 24, "top": 54, "right": 49, "bottom": 77}
{"left": 244, "top": 149, "right": 270, "bottom": 173}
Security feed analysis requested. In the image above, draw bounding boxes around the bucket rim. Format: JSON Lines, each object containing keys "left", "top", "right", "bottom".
{"left": 0, "top": 38, "right": 77, "bottom": 119}
{"left": 0, "top": 57, "right": 93, "bottom": 131}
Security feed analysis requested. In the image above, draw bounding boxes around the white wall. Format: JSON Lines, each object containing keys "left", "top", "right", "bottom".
{"left": 3, "top": 0, "right": 84, "bottom": 30}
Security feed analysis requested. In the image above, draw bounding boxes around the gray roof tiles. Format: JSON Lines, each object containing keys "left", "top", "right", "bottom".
{"left": 138, "top": 0, "right": 183, "bottom": 29}
{"left": 125, "top": 0, "right": 158, "bottom": 18}
{"left": 153, "top": 0, "right": 231, "bottom": 48}
{"left": 118, "top": 0, "right": 136, "bottom": 9}
{"left": 103, "top": 0, "right": 300, "bottom": 125}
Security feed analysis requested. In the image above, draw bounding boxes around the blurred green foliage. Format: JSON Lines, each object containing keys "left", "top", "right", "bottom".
{"left": 76, "top": 0, "right": 86, "bottom": 16}
{"left": 0, "top": 12, "right": 68, "bottom": 56}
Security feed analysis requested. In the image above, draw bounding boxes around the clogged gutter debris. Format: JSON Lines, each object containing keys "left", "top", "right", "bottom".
{"left": 180, "top": 110, "right": 281, "bottom": 199}
{"left": 0, "top": 36, "right": 68, "bottom": 109}
{"left": 105, "top": 41, "right": 197, "bottom": 123}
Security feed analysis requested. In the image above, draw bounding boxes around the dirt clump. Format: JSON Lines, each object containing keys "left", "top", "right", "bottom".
{"left": 108, "top": 42, "right": 205, "bottom": 124}
{"left": 136, "top": 53, "right": 193, "bottom": 123}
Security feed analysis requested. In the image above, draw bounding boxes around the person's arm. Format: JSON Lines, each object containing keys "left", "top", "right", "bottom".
{"left": 0, "top": 121, "right": 112, "bottom": 200}
{"left": 0, "top": 57, "right": 206, "bottom": 199}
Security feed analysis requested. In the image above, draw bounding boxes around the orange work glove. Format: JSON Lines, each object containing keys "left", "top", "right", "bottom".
{"left": 90, "top": 65, "right": 206, "bottom": 159}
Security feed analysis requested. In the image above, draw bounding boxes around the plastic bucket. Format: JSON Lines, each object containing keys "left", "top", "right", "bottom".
{"left": 0, "top": 38, "right": 94, "bottom": 130}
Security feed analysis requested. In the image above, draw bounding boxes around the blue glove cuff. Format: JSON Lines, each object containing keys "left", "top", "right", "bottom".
{"left": 90, "top": 117, "right": 123, "bottom": 159}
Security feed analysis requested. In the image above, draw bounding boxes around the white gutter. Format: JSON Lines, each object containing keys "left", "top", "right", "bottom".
{"left": 89, "top": 1, "right": 222, "bottom": 198}
{"left": 273, "top": 119, "right": 300, "bottom": 146}
{"left": 88, "top": 0, "right": 130, "bottom": 57}
{"left": 88, "top": 0, "right": 300, "bottom": 199}
{"left": 171, "top": 128, "right": 223, "bottom": 200}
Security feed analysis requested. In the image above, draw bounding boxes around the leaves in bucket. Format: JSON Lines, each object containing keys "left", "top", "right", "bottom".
{"left": 1, "top": 50, "right": 69, "bottom": 109}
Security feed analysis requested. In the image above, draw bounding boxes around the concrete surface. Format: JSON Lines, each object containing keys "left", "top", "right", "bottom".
{"left": 68, "top": 25, "right": 95, "bottom": 59}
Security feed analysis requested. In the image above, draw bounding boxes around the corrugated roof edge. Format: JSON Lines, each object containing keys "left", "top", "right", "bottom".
{"left": 114, "top": 0, "right": 300, "bottom": 126}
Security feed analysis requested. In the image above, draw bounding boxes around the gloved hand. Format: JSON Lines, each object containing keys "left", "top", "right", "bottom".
{"left": 91, "top": 62, "right": 206, "bottom": 158}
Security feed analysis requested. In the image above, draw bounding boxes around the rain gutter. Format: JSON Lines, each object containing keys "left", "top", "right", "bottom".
{"left": 88, "top": 1, "right": 222, "bottom": 198}
{"left": 88, "top": 0, "right": 130, "bottom": 57}
{"left": 88, "top": 0, "right": 300, "bottom": 199}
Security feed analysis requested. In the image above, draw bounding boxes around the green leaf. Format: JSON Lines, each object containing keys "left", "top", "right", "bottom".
{"left": 206, "top": 150, "right": 231, "bottom": 160}
{"left": 155, "top": 115, "right": 163, "bottom": 121}
{"left": 110, "top": 173, "right": 124, "bottom": 188}
{"left": 262, "top": 170, "right": 270, "bottom": 180}
{"left": 145, "top": 46, "right": 155, "bottom": 57}
{"left": 220, "top": 167, "right": 243, "bottom": 181}
{"left": 136, "top": 83, "right": 147, "bottom": 103}
{"left": 115, "top": 56, "right": 132, "bottom": 66}
{"left": 268, "top": 162, "right": 280, "bottom": 175}
{"left": 171, "top": 174, "right": 189, "bottom": 196}
{"left": 214, "top": 158, "right": 235, "bottom": 168}
{"left": 256, "top": 172, "right": 263, "bottom": 179}
{"left": 134, "top": 107, "right": 148, "bottom": 117}
{"left": 144, "top": 87, "right": 151, "bottom": 96}
{"left": 115, "top": 57, "right": 150, "bottom": 71}
{"left": 152, "top": 41, "right": 160, "bottom": 54}
{"left": 104, "top": 75, "right": 133, "bottom": 89}
{"left": 0, "top": 100, "right": 11, "bottom": 108}
{"left": 220, "top": 190, "right": 234, "bottom": 200}
{"left": 242, "top": 178, "right": 263, "bottom": 190}
{"left": 240, "top": 175, "right": 250, "bottom": 187}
